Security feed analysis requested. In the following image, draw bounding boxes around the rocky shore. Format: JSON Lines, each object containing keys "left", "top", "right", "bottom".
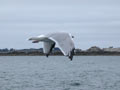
{"left": 1, "top": 46, "right": 120, "bottom": 56}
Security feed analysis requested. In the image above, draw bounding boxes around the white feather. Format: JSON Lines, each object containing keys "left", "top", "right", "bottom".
{"left": 29, "top": 32, "right": 75, "bottom": 60}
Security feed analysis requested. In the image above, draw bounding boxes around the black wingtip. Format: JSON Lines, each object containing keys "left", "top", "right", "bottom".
{"left": 68, "top": 48, "right": 75, "bottom": 61}
{"left": 69, "top": 56, "right": 73, "bottom": 61}
{"left": 46, "top": 54, "right": 49, "bottom": 58}
{"left": 45, "top": 43, "right": 55, "bottom": 58}
{"left": 69, "top": 54, "right": 73, "bottom": 61}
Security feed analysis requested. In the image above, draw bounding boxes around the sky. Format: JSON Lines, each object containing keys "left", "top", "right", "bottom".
{"left": 0, "top": 0, "right": 120, "bottom": 49}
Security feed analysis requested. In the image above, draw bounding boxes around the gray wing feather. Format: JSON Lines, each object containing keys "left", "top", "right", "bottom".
{"left": 43, "top": 41, "right": 55, "bottom": 54}
{"left": 48, "top": 32, "right": 75, "bottom": 58}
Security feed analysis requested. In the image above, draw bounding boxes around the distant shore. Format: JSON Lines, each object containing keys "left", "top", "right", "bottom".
{"left": 0, "top": 52, "right": 120, "bottom": 56}
{"left": 1, "top": 46, "right": 120, "bottom": 56}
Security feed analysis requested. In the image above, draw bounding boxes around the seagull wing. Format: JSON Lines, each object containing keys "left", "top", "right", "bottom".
{"left": 43, "top": 41, "right": 55, "bottom": 57}
{"left": 48, "top": 33, "right": 75, "bottom": 60}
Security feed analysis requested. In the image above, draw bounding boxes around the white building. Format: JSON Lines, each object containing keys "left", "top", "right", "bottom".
{"left": 103, "top": 47, "right": 120, "bottom": 52}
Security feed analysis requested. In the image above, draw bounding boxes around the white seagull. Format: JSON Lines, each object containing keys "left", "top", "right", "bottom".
{"left": 28, "top": 32, "right": 75, "bottom": 60}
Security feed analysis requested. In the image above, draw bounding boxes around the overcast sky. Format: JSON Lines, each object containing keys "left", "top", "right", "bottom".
{"left": 0, "top": 0, "right": 120, "bottom": 49}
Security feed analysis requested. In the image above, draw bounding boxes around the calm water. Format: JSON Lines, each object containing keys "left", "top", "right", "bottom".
{"left": 0, "top": 56, "right": 120, "bottom": 90}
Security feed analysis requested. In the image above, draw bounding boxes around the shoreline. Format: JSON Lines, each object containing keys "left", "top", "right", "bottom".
{"left": 1, "top": 46, "right": 120, "bottom": 56}
{"left": 1, "top": 52, "right": 120, "bottom": 56}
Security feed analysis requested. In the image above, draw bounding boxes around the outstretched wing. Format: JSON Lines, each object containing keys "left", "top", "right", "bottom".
{"left": 48, "top": 33, "right": 75, "bottom": 60}
{"left": 43, "top": 41, "right": 55, "bottom": 57}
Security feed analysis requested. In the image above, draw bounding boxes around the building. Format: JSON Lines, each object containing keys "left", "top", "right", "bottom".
{"left": 103, "top": 47, "right": 120, "bottom": 52}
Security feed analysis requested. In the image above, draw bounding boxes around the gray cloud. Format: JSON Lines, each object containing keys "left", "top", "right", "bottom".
{"left": 0, "top": 0, "right": 120, "bottom": 49}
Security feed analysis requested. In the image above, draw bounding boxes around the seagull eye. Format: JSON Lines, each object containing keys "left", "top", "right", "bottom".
{"left": 72, "top": 36, "right": 74, "bottom": 38}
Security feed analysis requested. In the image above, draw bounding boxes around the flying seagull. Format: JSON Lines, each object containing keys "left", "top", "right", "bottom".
{"left": 29, "top": 32, "right": 75, "bottom": 60}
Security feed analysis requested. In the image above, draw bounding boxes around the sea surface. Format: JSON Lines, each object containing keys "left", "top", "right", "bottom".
{"left": 0, "top": 56, "right": 120, "bottom": 90}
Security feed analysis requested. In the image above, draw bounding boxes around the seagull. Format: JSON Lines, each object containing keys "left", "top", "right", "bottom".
{"left": 28, "top": 32, "right": 75, "bottom": 60}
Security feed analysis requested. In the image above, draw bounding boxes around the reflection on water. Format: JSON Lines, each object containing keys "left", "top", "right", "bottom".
{"left": 0, "top": 56, "right": 120, "bottom": 90}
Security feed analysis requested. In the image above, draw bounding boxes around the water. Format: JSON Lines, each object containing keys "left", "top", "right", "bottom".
{"left": 0, "top": 56, "right": 120, "bottom": 90}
